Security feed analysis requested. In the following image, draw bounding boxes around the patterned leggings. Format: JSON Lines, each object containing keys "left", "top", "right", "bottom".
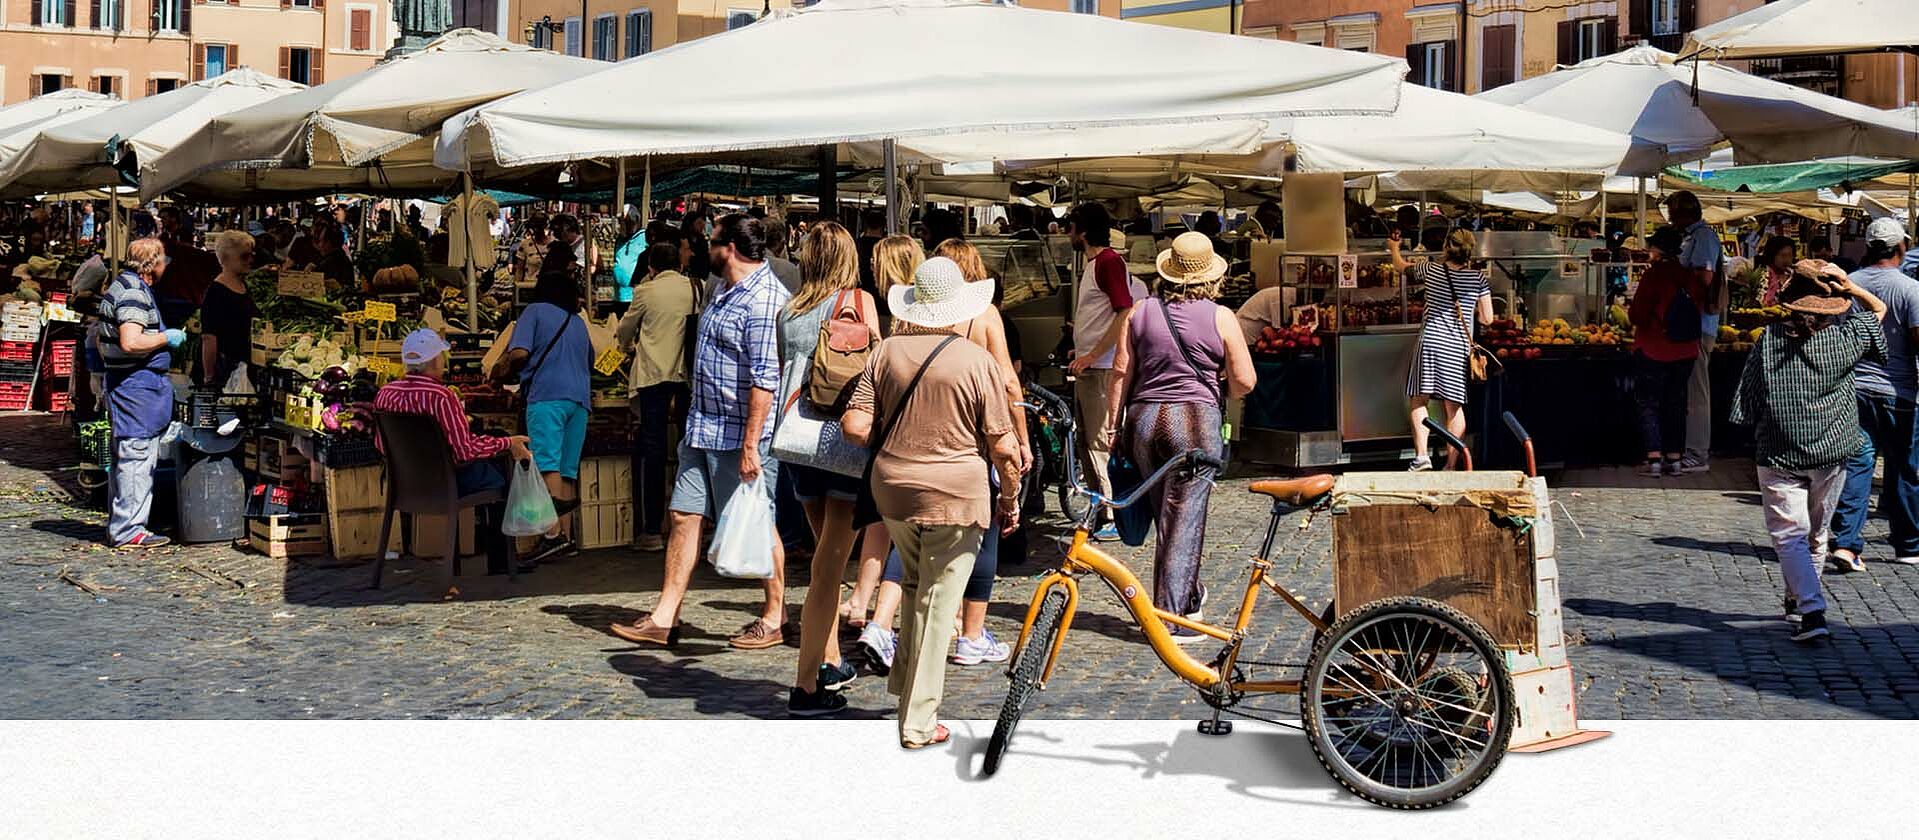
{"left": 1123, "top": 402, "right": 1223, "bottom": 617}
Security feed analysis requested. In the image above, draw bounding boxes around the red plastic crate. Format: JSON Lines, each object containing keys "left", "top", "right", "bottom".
{"left": 48, "top": 340, "right": 73, "bottom": 361}
{"left": 0, "top": 382, "right": 31, "bottom": 397}
{"left": 45, "top": 391, "right": 70, "bottom": 412}
{"left": 0, "top": 396, "right": 28, "bottom": 411}
{"left": 45, "top": 359, "right": 72, "bottom": 377}
{"left": 0, "top": 341, "right": 32, "bottom": 362}
{"left": 48, "top": 293, "right": 67, "bottom": 305}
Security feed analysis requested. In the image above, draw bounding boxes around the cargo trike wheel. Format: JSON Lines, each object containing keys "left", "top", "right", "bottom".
{"left": 983, "top": 588, "right": 1068, "bottom": 777}
{"left": 1301, "top": 596, "right": 1514, "bottom": 809}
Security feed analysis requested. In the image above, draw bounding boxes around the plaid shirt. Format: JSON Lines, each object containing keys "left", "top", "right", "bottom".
{"left": 1731, "top": 313, "right": 1888, "bottom": 471}
{"left": 686, "top": 262, "right": 788, "bottom": 451}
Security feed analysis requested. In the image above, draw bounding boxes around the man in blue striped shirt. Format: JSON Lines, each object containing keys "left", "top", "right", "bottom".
{"left": 612, "top": 214, "right": 792, "bottom": 651}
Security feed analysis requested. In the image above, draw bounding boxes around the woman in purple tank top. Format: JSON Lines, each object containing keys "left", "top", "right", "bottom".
{"left": 1104, "top": 233, "right": 1257, "bottom": 642}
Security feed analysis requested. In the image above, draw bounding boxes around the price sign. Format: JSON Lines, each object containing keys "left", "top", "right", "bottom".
{"left": 363, "top": 356, "right": 404, "bottom": 379}
{"left": 339, "top": 311, "right": 367, "bottom": 325}
{"left": 277, "top": 270, "right": 326, "bottom": 300}
{"left": 1336, "top": 254, "right": 1359, "bottom": 289}
{"left": 594, "top": 346, "right": 628, "bottom": 376}
{"left": 362, "top": 301, "right": 397, "bottom": 323}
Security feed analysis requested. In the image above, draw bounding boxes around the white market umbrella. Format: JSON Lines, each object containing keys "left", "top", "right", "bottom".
{"left": 1682, "top": 0, "right": 1919, "bottom": 61}
{"left": 1479, "top": 46, "right": 1919, "bottom": 172}
{"left": 0, "top": 103, "right": 126, "bottom": 190}
{"left": 435, "top": 0, "right": 1405, "bottom": 173}
{"left": 0, "top": 89, "right": 118, "bottom": 136}
{"left": 147, "top": 28, "right": 601, "bottom": 201}
{"left": 0, "top": 68, "right": 304, "bottom": 198}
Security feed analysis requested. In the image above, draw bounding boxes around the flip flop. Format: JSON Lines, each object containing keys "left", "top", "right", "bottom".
{"left": 901, "top": 724, "right": 951, "bottom": 750}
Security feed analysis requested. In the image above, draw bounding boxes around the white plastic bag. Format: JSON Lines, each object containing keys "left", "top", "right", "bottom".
{"left": 502, "top": 460, "right": 558, "bottom": 537}
{"left": 222, "top": 362, "right": 256, "bottom": 396}
{"left": 708, "top": 476, "right": 776, "bottom": 579}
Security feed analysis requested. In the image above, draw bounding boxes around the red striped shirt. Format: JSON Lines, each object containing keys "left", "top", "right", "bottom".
{"left": 372, "top": 374, "right": 510, "bottom": 464}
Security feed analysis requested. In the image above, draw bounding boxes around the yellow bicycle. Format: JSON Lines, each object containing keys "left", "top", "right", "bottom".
{"left": 984, "top": 449, "right": 1515, "bottom": 809}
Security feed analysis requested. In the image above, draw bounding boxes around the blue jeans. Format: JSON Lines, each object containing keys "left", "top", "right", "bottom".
{"left": 1832, "top": 392, "right": 1919, "bottom": 557}
{"left": 456, "top": 460, "right": 506, "bottom": 497}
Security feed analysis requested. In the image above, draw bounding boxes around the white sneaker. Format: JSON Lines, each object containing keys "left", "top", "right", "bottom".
{"left": 1638, "top": 461, "right": 1665, "bottom": 478}
{"left": 1672, "top": 455, "right": 1710, "bottom": 475}
{"left": 951, "top": 629, "right": 1012, "bottom": 666}
{"left": 1896, "top": 557, "right": 1919, "bottom": 566}
{"left": 857, "top": 623, "right": 896, "bottom": 675}
{"left": 1408, "top": 457, "right": 1433, "bottom": 472}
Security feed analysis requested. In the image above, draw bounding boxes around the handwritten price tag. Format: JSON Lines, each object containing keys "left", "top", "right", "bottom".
{"left": 339, "top": 311, "right": 367, "bottom": 325}
{"left": 594, "top": 347, "right": 628, "bottom": 376}
{"left": 363, "top": 301, "right": 398, "bottom": 322}
{"left": 277, "top": 270, "right": 326, "bottom": 300}
{"left": 363, "top": 356, "right": 404, "bottom": 378}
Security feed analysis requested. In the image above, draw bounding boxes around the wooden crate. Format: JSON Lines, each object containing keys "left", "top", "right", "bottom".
{"left": 324, "top": 464, "right": 477, "bottom": 560}
{"left": 248, "top": 514, "right": 328, "bottom": 560}
{"left": 575, "top": 455, "right": 632, "bottom": 549}
{"left": 1330, "top": 471, "right": 1539, "bottom": 649}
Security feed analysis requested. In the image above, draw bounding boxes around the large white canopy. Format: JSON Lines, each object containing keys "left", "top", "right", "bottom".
{"left": 147, "top": 28, "right": 600, "bottom": 200}
{"left": 0, "top": 69, "right": 303, "bottom": 199}
{"left": 0, "top": 101, "right": 125, "bottom": 195}
{"left": 1682, "top": 0, "right": 1919, "bottom": 60}
{"left": 1479, "top": 46, "right": 1919, "bottom": 172}
{"left": 436, "top": 0, "right": 1404, "bottom": 174}
{"left": 0, "top": 89, "right": 118, "bottom": 136}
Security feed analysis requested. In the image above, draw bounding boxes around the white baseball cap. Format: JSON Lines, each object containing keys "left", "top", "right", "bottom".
{"left": 400, "top": 328, "right": 449, "bottom": 365}
{"left": 1867, "top": 216, "right": 1909, "bottom": 248}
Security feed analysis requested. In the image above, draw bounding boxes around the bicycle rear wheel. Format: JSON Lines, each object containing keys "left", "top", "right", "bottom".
{"left": 983, "top": 588, "right": 1069, "bottom": 777}
{"left": 1300, "top": 596, "right": 1514, "bottom": 809}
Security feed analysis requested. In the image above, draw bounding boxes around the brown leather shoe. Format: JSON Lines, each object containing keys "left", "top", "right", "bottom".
{"left": 728, "top": 619, "right": 784, "bottom": 650}
{"left": 610, "top": 614, "right": 680, "bottom": 646}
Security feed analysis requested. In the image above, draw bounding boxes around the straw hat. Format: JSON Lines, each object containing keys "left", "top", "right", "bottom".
{"left": 1155, "top": 231, "right": 1228, "bottom": 286}
{"left": 1779, "top": 260, "right": 1853, "bottom": 317}
{"left": 889, "top": 256, "right": 996, "bottom": 329}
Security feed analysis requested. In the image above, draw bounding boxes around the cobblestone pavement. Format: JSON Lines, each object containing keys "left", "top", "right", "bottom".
{"left": 4, "top": 414, "right": 1919, "bottom": 721}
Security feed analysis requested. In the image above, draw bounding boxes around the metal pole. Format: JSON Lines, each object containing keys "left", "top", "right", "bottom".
{"left": 462, "top": 171, "right": 478, "bottom": 332}
{"left": 1634, "top": 176, "right": 1648, "bottom": 244}
{"left": 1908, "top": 172, "right": 1916, "bottom": 241}
{"left": 615, "top": 156, "right": 628, "bottom": 220}
{"left": 883, "top": 138, "right": 898, "bottom": 235}
{"left": 108, "top": 193, "right": 120, "bottom": 272}
{"left": 640, "top": 156, "right": 652, "bottom": 227}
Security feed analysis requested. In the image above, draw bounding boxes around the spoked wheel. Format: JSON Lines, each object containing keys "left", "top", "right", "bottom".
{"left": 1300, "top": 596, "right": 1514, "bottom": 809}
{"left": 983, "top": 589, "right": 1069, "bottom": 777}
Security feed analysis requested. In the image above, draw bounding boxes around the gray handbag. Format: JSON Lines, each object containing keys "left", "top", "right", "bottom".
{"left": 771, "top": 384, "right": 869, "bottom": 478}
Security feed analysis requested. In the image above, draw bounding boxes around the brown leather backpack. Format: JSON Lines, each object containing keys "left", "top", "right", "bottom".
{"left": 807, "top": 289, "right": 873, "bottom": 412}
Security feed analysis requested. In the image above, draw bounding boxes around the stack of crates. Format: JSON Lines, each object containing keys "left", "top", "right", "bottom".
{"left": 0, "top": 304, "right": 37, "bottom": 412}
{"left": 42, "top": 338, "right": 74, "bottom": 412}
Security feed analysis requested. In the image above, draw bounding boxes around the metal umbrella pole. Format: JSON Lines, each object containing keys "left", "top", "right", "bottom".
{"left": 883, "top": 138, "right": 898, "bottom": 235}
{"left": 640, "top": 156, "right": 652, "bottom": 226}
{"left": 462, "top": 171, "right": 478, "bottom": 332}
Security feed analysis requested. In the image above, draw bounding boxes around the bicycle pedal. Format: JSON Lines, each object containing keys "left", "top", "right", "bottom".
{"left": 1197, "top": 719, "right": 1233, "bottom": 736}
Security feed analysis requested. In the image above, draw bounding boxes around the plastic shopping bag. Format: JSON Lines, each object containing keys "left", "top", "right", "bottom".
{"left": 709, "top": 476, "right": 776, "bottom": 579}
{"left": 502, "top": 460, "right": 558, "bottom": 537}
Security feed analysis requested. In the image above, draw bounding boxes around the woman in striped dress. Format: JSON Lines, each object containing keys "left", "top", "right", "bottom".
{"left": 1389, "top": 227, "right": 1491, "bottom": 470}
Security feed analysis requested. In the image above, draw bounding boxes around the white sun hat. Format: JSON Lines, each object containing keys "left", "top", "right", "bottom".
{"left": 888, "top": 256, "right": 996, "bottom": 329}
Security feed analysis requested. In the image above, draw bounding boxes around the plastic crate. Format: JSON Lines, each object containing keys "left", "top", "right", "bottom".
{"left": 0, "top": 394, "right": 28, "bottom": 411}
{"left": 259, "top": 367, "right": 310, "bottom": 395}
{"left": 47, "top": 340, "right": 73, "bottom": 363}
{"left": 45, "top": 357, "right": 72, "bottom": 377}
{"left": 0, "top": 359, "right": 35, "bottom": 381}
{"left": 184, "top": 389, "right": 242, "bottom": 429}
{"left": 315, "top": 434, "right": 382, "bottom": 468}
{"left": 80, "top": 421, "right": 112, "bottom": 467}
{"left": 45, "top": 391, "right": 70, "bottom": 412}
{"left": 0, "top": 341, "right": 33, "bottom": 362}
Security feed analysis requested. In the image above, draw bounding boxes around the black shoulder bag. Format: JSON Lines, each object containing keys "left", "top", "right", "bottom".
{"left": 1157, "top": 297, "right": 1230, "bottom": 467}
{"left": 852, "top": 334, "right": 962, "bottom": 530}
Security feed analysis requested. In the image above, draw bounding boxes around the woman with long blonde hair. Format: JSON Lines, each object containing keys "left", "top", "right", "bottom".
{"left": 780, "top": 221, "right": 883, "bottom": 715}
{"left": 849, "top": 237, "right": 1032, "bottom": 672}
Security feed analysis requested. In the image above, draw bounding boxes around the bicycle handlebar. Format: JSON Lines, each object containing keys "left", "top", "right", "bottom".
{"left": 1422, "top": 417, "right": 1473, "bottom": 471}
{"left": 1084, "top": 448, "right": 1221, "bottom": 513}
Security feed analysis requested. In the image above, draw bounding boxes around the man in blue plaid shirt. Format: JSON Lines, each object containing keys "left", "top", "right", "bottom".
{"left": 613, "top": 214, "right": 793, "bottom": 651}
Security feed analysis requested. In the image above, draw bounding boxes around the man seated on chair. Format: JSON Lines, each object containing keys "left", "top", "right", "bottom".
{"left": 374, "top": 328, "right": 533, "bottom": 495}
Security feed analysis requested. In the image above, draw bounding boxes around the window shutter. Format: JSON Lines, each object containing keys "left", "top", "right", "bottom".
{"left": 228, "top": 43, "right": 238, "bottom": 71}
{"left": 90, "top": 0, "right": 99, "bottom": 29}
{"left": 351, "top": 10, "right": 369, "bottom": 50}
{"left": 1405, "top": 42, "right": 1427, "bottom": 87}
{"left": 280, "top": 0, "right": 290, "bottom": 8}
{"left": 1601, "top": 16, "right": 1618, "bottom": 55}
{"left": 312, "top": 0, "right": 324, "bottom": 10}
{"left": 31, "top": 0, "right": 41, "bottom": 26}
{"left": 182, "top": 0, "right": 191, "bottom": 34}
{"left": 64, "top": 0, "right": 76, "bottom": 24}
{"left": 1679, "top": 0, "right": 1696, "bottom": 32}
{"left": 278, "top": 46, "right": 290, "bottom": 80}
{"left": 193, "top": 44, "right": 206, "bottom": 80}
{"left": 1630, "top": 0, "right": 1651, "bottom": 38}
{"left": 1557, "top": 20, "right": 1576, "bottom": 67}
{"left": 310, "top": 51, "right": 323, "bottom": 85}
{"left": 1439, "top": 41, "right": 1457, "bottom": 92}
{"left": 146, "top": 78, "right": 157, "bottom": 96}
{"left": 62, "top": 75, "right": 73, "bottom": 90}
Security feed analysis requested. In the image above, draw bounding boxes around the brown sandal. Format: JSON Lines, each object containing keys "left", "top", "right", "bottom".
{"left": 901, "top": 724, "right": 951, "bottom": 750}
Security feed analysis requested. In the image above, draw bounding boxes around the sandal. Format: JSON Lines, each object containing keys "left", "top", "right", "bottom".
{"left": 901, "top": 724, "right": 951, "bottom": 750}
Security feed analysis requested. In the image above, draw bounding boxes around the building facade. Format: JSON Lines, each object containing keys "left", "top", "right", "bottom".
{"left": 505, "top": 0, "right": 1113, "bottom": 62}
{"left": 1121, "top": 0, "right": 1234, "bottom": 33}
{"left": 1241, "top": 1, "right": 1464, "bottom": 90}
{"left": 1, "top": 0, "right": 397, "bottom": 104}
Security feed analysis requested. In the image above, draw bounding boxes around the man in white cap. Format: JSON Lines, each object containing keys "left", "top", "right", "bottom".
{"left": 373, "top": 328, "right": 533, "bottom": 498}
{"left": 1829, "top": 217, "right": 1919, "bottom": 573}
{"left": 841, "top": 256, "right": 1022, "bottom": 740}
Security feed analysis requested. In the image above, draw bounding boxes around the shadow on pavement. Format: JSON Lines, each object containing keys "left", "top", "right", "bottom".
{"left": 607, "top": 652, "right": 887, "bottom": 720}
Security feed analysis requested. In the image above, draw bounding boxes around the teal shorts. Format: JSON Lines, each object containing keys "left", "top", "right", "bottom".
{"left": 525, "top": 399, "right": 588, "bottom": 480}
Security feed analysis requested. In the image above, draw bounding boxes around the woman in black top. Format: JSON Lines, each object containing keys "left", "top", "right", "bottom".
{"left": 199, "top": 230, "right": 259, "bottom": 389}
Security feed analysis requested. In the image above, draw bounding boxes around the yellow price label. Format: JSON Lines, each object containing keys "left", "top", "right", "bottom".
{"left": 339, "top": 311, "right": 367, "bottom": 325}
{"left": 594, "top": 347, "right": 628, "bottom": 376}
{"left": 277, "top": 270, "right": 326, "bottom": 300}
{"left": 364, "top": 356, "right": 404, "bottom": 378}
{"left": 363, "top": 301, "right": 398, "bottom": 322}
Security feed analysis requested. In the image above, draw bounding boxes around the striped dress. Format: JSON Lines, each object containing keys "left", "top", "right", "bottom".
{"left": 1405, "top": 262, "right": 1490, "bottom": 405}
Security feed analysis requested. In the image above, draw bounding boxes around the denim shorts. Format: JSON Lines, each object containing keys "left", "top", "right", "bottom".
{"left": 525, "top": 400, "right": 588, "bottom": 480}
{"left": 670, "top": 438, "right": 780, "bottom": 520}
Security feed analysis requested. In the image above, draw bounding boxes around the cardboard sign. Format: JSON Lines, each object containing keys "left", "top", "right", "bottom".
{"left": 339, "top": 311, "right": 367, "bottom": 325}
{"left": 594, "top": 346, "right": 628, "bottom": 377}
{"left": 362, "top": 301, "right": 397, "bottom": 322}
{"left": 1336, "top": 254, "right": 1359, "bottom": 289}
{"left": 278, "top": 270, "right": 326, "bottom": 299}
{"left": 363, "top": 356, "right": 404, "bottom": 379}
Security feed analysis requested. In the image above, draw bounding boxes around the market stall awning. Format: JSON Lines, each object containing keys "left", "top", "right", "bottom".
{"left": 0, "top": 68, "right": 304, "bottom": 199}
{"left": 145, "top": 28, "right": 601, "bottom": 201}
{"left": 435, "top": 0, "right": 1405, "bottom": 174}
{"left": 1661, "top": 156, "right": 1919, "bottom": 194}
{"left": 0, "top": 89, "right": 118, "bottom": 136}
{"left": 1478, "top": 46, "right": 1919, "bottom": 172}
{"left": 0, "top": 104, "right": 127, "bottom": 196}
{"left": 1681, "top": 0, "right": 1919, "bottom": 61}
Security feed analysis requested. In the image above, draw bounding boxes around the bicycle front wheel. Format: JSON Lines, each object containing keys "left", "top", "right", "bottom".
{"left": 1055, "top": 477, "right": 1090, "bottom": 524}
{"left": 983, "top": 588, "right": 1069, "bottom": 777}
{"left": 1300, "top": 596, "right": 1514, "bottom": 809}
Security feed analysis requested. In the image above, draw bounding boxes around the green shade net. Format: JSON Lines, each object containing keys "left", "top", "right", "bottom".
{"left": 1664, "top": 158, "right": 1919, "bottom": 194}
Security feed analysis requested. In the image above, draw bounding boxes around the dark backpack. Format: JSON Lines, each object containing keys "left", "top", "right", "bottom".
{"left": 1665, "top": 286, "right": 1702, "bottom": 343}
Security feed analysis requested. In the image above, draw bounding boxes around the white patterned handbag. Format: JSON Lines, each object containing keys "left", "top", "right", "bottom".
{"left": 771, "top": 390, "right": 869, "bottom": 478}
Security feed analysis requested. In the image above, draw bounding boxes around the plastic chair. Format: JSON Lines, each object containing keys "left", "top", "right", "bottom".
{"left": 369, "top": 411, "right": 517, "bottom": 590}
